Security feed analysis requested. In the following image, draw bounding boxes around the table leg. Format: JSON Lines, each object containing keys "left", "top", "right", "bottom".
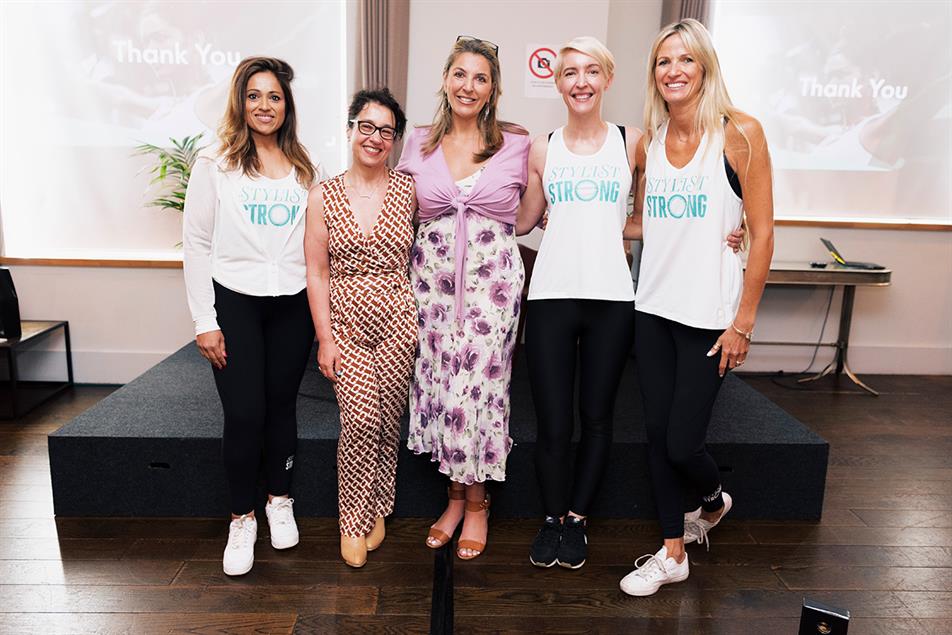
{"left": 64, "top": 322, "right": 74, "bottom": 386}
{"left": 797, "top": 359, "right": 836, "bottom": 384}
{"left": 842, "top": 358, "right": 880, "bottom": 396}
{"left": 798, "top": 284, "right": 878, "bottom": 396}
{"left": 9, "top": 344, "right": 19, "bottom": 418}
{"left": 836, "top": 286, "right": 856, "bottom": 374}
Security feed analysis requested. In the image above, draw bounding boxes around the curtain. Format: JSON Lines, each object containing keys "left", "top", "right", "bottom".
{"left": 660, "top": 0, "right": 710, "bottom": 27}
{"left": 357, "top": 0, "right": 410, "bottom": 166}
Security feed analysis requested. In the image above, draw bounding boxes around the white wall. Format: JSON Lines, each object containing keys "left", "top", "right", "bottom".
{"left": 603, "top": 0, "right": 661, "bottom": 127}
{"left": 747, "top": 226, "right": 952, "bottom": 375}
{"left": 9, "top": 266, "right": 194, "bottom": 384}
{"left": 5, "top": 0, "right": 950, "bottom": 383}
{"left": 405, "top": 0, "right": 610, "bottom": 136}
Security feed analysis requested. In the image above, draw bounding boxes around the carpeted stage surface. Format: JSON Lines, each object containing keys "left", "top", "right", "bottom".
{"left": 49, "top": 343, "right": 827, "bottom": 519}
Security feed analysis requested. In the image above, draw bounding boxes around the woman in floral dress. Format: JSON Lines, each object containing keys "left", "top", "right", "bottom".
{"left": 396, "top": 36, "right": 530, "bottom": 560}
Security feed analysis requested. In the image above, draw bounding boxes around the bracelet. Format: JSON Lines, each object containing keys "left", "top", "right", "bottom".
{"left": 731, "top": 321, "right": 753, "bottom": 341}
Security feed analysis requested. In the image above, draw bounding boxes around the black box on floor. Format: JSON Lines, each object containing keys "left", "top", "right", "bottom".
{"left": 800, "top": 598, "right": 850, "bottom": 634}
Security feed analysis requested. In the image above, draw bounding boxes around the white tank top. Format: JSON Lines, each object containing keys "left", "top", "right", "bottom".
{"left": 528, "top": 124, "right": 634, "bottom": 302}
{"left": 635, "top": 121, "right": 744, "bottom": 329}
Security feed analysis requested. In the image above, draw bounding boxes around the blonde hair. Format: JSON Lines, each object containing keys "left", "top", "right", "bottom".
{"left": 422, "top": 38, "right": 526, "bottom": 162}
{"left": 554, "top": 36, "right": 615, "bottom": 81}
{"left": 218, "top": 57, "right": 316, "bottom": 188}
{"left": 643, "top": 19, "right": 748, "bottom": 156}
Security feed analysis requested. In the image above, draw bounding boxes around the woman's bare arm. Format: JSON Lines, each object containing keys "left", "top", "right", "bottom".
{"left": 515, "top": 135, "right": 549, "bottom": 236}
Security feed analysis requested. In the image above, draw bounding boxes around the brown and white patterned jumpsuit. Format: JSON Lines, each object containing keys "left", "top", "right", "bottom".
{"left": 323, "top": 169, "right": 417, "bottom": 538}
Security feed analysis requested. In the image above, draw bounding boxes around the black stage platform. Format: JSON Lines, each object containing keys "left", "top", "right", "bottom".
{"left": 50, "top": 343, "right": 828, "bottom": 519}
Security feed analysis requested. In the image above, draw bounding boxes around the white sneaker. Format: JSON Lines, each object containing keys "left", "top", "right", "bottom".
{"left": 619, "top": 546, "right": 690, "bottom": 596}
{"left": 684, "top": 492, "right": 733, "bottom": 548}
{"left": 265, "top": 496, "right": 299, "bottom": 549}
{"left": 223, "top": 515, "right": 257, "bottom": 576}
{"left": 684, "top": 506, "right": 702, "bottom": 524}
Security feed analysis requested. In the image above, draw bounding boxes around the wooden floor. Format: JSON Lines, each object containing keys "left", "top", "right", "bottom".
{"left": 1, "top": 374, "right": 950, "bottom": 634}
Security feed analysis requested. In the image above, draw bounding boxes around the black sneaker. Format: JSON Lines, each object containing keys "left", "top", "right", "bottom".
{"left": 557, "top": 515, "right": 587, "bottom": 569}
{"left": 529, "top": 516, "right": 562, "bottom": 568}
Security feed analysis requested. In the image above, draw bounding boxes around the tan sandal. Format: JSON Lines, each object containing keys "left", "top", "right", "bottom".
{"left": 457, "top": 494, "right": 491, "bottom": 560}
{"left": 366, "top": 516, "right": 385, "bottom": 552}
{"left": 426, "top": 486, "right": 466, "bottom": 549}
{"left": 340, "top": 534, "right": 367, "bottom": 568}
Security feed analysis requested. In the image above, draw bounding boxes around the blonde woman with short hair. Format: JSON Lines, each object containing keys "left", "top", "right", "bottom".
{"left": 515, "top": 35, "right": 640, "bottom": 570}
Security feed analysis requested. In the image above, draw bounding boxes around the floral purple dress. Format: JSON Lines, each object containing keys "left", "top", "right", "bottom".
{"left": 396, "top": 128, "right": 531, "bottom": 483}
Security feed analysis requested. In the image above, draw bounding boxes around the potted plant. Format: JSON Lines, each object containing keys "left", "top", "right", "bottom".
{"left": 135, "top": 133, "right": 207, "bottom": 213}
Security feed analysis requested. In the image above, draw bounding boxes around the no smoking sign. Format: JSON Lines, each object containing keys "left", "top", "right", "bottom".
{"left": 525, "top": 44, "right": 559, "bottom": 99}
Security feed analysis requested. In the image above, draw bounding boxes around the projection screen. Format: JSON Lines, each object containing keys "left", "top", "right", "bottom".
{"left": 0, "top": 1, "right": 347, "bottom": 259}
{"left": 712, "top": 1, "right": 951, "bottom": 226}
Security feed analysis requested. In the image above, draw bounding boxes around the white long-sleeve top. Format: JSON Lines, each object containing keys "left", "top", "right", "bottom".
{"left": 182, "top": 150, "right": 323, "bottom": 335}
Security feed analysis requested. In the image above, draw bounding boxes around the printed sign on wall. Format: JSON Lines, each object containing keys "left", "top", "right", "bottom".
{"left": 525, "top": 44, "right": 558, "bottom": 99}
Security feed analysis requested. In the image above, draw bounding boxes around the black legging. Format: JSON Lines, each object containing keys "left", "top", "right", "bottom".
{"left": 212, "top": 281, "right": 315, "bottom": 515}
{"left": 634, "top": 310, "right": 726, "bottom": 539}
{"left": 526, "top": 299, "right": 635, "bottom": 518}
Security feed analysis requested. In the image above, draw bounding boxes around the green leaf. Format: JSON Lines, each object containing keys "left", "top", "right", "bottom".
{"left": 135, "top": 132, "right": 206, "bottom": 225}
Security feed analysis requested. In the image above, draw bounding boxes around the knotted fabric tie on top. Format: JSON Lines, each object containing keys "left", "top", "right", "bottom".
{"left": 417, "top": 192, "right": 516, "bottom": 327}
{"left": 395, "top": 128, "right": 531, "bottom": 327}
{"left": 452, "top": 197, "right": 469, "bottom": 327}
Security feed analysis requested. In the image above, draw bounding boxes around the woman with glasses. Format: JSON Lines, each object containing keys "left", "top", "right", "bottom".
{"left": 396, "top": 36, "right": 530, "bottom": 560}
{"left": 304, "top": 88, "right": 416, "bottom": 568}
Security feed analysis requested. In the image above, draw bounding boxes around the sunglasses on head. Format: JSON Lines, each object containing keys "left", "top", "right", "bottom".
{"left": 456, "top": 35, "right": 499, "bottom": 56}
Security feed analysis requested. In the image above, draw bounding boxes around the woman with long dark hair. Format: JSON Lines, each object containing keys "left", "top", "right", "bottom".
{"left": 183, "top": 56, "right": 320, "bottom": 576}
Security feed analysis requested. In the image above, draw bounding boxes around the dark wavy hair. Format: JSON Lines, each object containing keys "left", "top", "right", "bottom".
{"left": 218, "top": 56, "right": 316, "bottom": 187}
{"left": 347, "top": 87, "right": 407, "bottom": 139}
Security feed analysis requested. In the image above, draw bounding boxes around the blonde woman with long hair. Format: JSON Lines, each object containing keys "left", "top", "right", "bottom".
{"left": 183, "top": 57, "right": 321, "bottom": 576}
{"left": 618, "top": 19, "right": 774, "bottom": 596}
{"left": 396, "top": 37, "right": 530, "bottom": 560}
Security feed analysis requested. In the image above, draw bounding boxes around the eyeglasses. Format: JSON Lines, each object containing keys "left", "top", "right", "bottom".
{"left": 456, "top": 35, "right": 499, "bottom": 56}
{"left": 350, "top": 119, "right": 397, "bottom": 141}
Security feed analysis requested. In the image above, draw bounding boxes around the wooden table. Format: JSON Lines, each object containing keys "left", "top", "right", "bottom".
{"left": 759, "top": 262, "right": 891, "bottom": 396}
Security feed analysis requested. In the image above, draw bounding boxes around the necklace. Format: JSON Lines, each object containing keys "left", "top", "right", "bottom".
{"left": 345, "top": 171, "right": 387, "bottom": 199}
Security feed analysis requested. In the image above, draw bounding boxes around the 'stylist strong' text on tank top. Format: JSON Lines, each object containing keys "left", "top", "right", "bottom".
{"left": 635, "top": 121, "right": 744, "bottom": 329}
{"left": 529, "top": 124, "right": 634, "bottom": 302}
